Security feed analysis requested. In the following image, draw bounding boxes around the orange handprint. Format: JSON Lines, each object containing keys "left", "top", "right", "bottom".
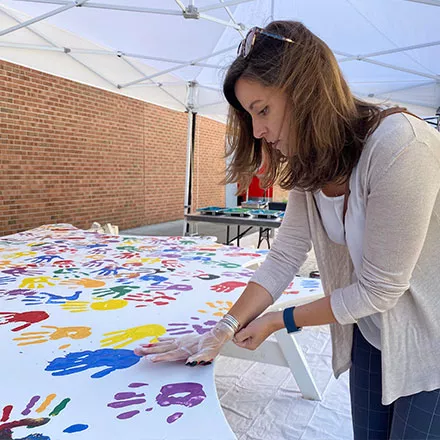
{"left": 13, "top": 325, "right": 92, "bottom": 347}
{"left": 60, "top": 278, "right": 106, "bottom": 288}
{"left": 198, "top": 300, "right": 234, "bottom": 317}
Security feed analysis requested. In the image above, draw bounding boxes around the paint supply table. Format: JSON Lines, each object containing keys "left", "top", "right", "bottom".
{"left": 184, "top": 213, "right": 282, "bottom": 248}
{"left": 0, "top": 224, "right": 323, "bottom": 439}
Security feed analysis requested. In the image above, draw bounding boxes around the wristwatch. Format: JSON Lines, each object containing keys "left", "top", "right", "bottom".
{"left": 283, "top": 306, "right": 302, "bottom": 333}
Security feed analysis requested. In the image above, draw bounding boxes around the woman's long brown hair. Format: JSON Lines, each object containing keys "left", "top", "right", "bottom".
{"left": 223, "top": 20, "right": 386, "bottom": 192}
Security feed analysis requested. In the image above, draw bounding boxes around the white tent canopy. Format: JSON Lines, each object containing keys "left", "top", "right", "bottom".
{"left": 1, "top": 0, "right": 440, "bottom": 122}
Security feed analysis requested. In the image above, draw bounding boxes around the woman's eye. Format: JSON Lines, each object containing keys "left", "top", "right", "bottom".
{"left": 259, "top": 106, "right": 268, "bottom": 116}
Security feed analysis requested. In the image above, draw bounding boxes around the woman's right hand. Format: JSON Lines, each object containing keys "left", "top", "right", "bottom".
{"left": 134, "top": 319, "right": 235, "bottom": 366}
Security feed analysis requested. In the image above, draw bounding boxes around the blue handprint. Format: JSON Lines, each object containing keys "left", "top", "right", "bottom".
{"left": 45, "top": 348, "right": 141, "bottom": 378}
{"left": 22, "top": 291, "right": 81, "bottom": 306}
{"left": 92, "top": 266, "right": 125, "bottom": 276}
{"left": 0, "top": 276, "right": 17, "bottom": 286}
{"left": 180, "top": 256, "right": 211, "bottom": 262}
{"left": 300, "top": 279, "right": 321, "bottom": 289}
{"left": 30, "top": 255, "right": 63, "bottom": 264}
{"left": 139, "top": 274, "right": 168, "bottom": 285}
{"left": 85, "top": 243, "right": 108, "bottom": 249}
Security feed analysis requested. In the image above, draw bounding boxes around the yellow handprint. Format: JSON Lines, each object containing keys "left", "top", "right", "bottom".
{"left": 20, "top": 276, "right": 55, "bottom": 289}
{"left": 101, "top": 324, "right": 166, "bottom": 349}
{"left": 85, "top": 254, "right": 106, "bottom": 260}
{"left": 13, "top": 325, "right": 92, "bottom": 347}
{"left": 61, "top": 299, "right": 128, "bottom": 313}
{"left": 60, "top": 278, "right": 106, "bottom": 288}
{"left": 198, "top": 300, "right": 234, "bottom": 317}
{"left": 6, "top": 251, "right": 37, "bottom": 259}
{"left": 141, "top": 257, "right": 161, "bottom": 265}
{"left": 121, "top": 239, "right": 140, "bottom": 247}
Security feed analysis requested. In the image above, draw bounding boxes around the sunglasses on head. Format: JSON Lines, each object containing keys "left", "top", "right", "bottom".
{"left": 237, "top": 26, "right": 295, "bottom": 58}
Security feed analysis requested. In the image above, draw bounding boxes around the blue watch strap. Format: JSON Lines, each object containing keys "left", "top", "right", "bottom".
{"left": 283, "top": 306, "right": 301, "bottom": 333}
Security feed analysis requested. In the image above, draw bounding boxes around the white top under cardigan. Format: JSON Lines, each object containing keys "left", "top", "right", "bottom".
{"left": 314, "top": 181, "right": 382, "bottom": 350}
{"left": 250, "top": 113, "right": 440, "bottom": 405}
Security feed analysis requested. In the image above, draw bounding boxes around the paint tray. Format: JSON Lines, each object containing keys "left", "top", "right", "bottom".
{"left": 222, "top": 208, "right": 252, "bottom": 217}
{"left": 249, "top": 209, "right": 283, "bottom": 219}
{"left": 197, "top": 206, "right": 225, "bottom": 215}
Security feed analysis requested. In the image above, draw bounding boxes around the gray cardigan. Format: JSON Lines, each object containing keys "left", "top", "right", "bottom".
{"left": 251, "top": 114, "right": 440, "bottom": 405}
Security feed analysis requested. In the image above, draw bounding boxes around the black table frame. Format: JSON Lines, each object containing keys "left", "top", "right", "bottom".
{"left": 184, "top": 213, "right": 282, "bottom": 247}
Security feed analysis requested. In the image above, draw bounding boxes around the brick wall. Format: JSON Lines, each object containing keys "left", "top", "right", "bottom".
{"left": 0, "top": 60, "right": 226, "bottom": 236}
{"left": 192, "top": 117, "right": 226, "bottom": 211}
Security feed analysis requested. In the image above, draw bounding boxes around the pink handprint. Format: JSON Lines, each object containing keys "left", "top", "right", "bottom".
{"left": 210, "top": 281, "right": 247, "bottom": 293}
{"left": 224, "top": 252, "right": 262, "bottom": 257}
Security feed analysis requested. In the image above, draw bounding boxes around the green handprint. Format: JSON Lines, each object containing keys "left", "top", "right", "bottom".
{"left": 91, "top": 285, "right": 140, "bottom": 299}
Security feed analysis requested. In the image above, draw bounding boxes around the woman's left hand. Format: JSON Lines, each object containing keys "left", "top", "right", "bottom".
{"left": 233, "top": 312, "right": 277, "bottom": 350}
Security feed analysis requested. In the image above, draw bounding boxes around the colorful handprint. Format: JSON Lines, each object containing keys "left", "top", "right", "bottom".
{"left": 45, "top": 348, "right": 141, "bottom": 378}
{"left": 107, "top": 382, "right": 206, "bottom": 424}
{"left": 0, "top": 311, "right": 49, "bottom": 332}
{"left": 13, "top": 325, "right": 92, "bottom": 347}
{"left": 91, "top": 285, "right": 139, "bottom": 299}
{"left": 210, "top": 281, "right": 247, "bottom": 293}
{"left": 0, "top": 394, "right": 88, "bottom": 440}
{"left": 60, "top": 278, "right": 106, "bottom": 289}
{"left": 124, "top": 292, "right": 176, "bottom": 307}
{"left": 167, "top": 319, "right": 217, "bottom": 336}
{"left": 100, "top": 324, "right": 166, "bottom": 349}
{"left": 61, "top": 298, "right": 128, "bottom": 313}
{"left": 198, "top": 300, "right": 234, "bottom": 317}
{"left": 19, "top": 277, "right": 55, "bottom": 290}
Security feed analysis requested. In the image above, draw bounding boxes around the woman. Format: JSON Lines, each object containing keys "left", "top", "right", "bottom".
{"left": 135, "top": 21, "right": 440, "bottom": 439}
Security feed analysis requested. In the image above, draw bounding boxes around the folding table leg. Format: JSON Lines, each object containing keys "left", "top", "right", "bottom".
{"left": 274, "top": 330, "right": 322, "bottom": 401}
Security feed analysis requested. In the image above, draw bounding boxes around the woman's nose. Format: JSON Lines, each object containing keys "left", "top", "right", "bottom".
{"left": 253, "top": 122, "right": 267, "bottom": 139}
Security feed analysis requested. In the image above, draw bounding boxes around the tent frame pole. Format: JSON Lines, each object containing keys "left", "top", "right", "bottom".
{"left": 183, "top": 81, "right": 197, "bottom": 236}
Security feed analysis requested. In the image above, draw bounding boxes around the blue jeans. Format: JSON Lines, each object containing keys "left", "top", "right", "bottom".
{"left": 350, "top": 325, "right": 440, "bottom": 440}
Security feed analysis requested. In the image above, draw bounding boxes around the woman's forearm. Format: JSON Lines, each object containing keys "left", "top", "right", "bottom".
{"left": 227, "top": 281, "right": 274, "bottom": 329}
{"left": 270, "top": 295, "right": 337, "bottom": 332}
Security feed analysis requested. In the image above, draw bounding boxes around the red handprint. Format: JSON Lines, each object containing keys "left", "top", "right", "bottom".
{"left": 53, "top": 260, "right": 76, "bottom": 268}
{"left": 161, "top": 260, "right": 184, "bottom": 269}
{"left": 119, "top": 252, "right": 140, "bottom": 259}
{"left": 0, "top": 311, "right": 49, "bottom": 331}
{"left": 125, "top": 292, "right": 177, "bottom": 307}
{"left": 210, "top": 281, "right": 247, "bottom": 293}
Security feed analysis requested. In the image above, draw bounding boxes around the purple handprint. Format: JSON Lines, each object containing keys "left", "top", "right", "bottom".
{"left": 167, "top": 318, "right": 217, "bottom": 336}
{"left": 107, "top": 383, "right": 149, "bottom": 419}
{"left": 221, "top": 269, "right": 254, "bottom": 278}
{"left": 2, "top": 265, "right": 43, "bottom": 277}
{"left": 0, "top": 289, "right": 37, "bottom": 300}
{"left": 45, "top": 348, "right": 141, "bottom": 378}
{"left": 108, "top": 382, "right": 206, "bottom": 424}
{"left": 157, "top": 382, "right": 206, "bottom": 423}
